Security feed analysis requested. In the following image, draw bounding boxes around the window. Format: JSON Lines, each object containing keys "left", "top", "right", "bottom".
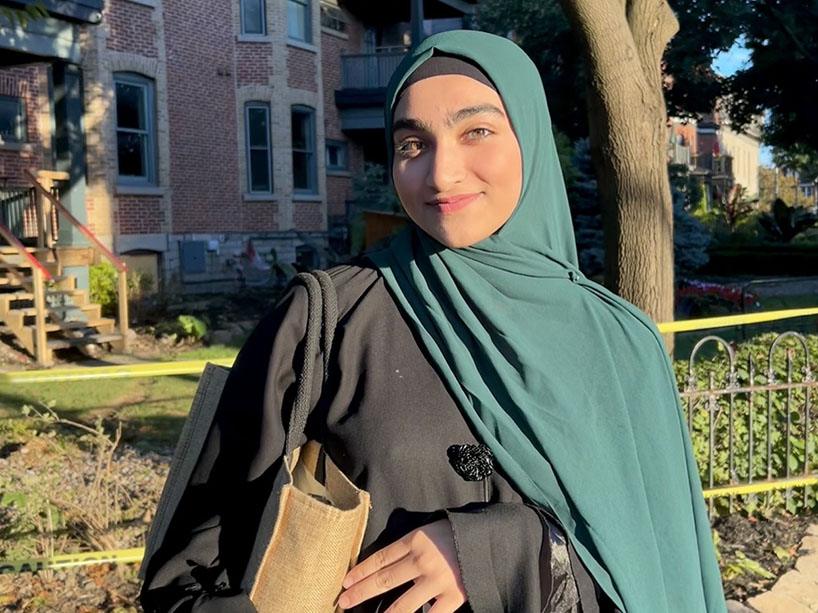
{"left": 292, "top": 106, "right": 316, "bottom": 193}
{"left": 325, "top": 140, "right": 348, "bottom": 172}
{"left": 288, "top": 0, "right": 311, "bottom": 42}
{"left": 320, "top": 1, "right": 345, "bottom": 33}
{"left": 241, "top": 0, "right": 265, "bottom": 35}
{"left": 0, "top": 95, "right": 26, "bottom": 144}
{"left": 245, "top": 102, "right": 273, "bottom": 193}
{"left": 114, "top": 73, "right": 156, "bottom": 184}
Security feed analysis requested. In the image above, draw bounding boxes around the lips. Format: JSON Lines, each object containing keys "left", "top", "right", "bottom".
{"left": 427, "top": 193, "right": 482, "bottom": 213}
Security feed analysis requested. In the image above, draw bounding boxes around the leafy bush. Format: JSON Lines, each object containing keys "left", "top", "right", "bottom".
{"left": 758, "top": 198, "right": 818, "bottom": 243}
{"left": 676, "top": 280, "right": 759, "bottom": 318}
{"left": 89, "top": 261, "right": 154, "bottom": 318}
{"left": 177, "top": 314, "right": 207, "bottom": 340}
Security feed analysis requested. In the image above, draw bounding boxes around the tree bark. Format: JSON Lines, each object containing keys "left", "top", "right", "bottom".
{"left": 557, "top": 0, "right": 679, "bottom": 337}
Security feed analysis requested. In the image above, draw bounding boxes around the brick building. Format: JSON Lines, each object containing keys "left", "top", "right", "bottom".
{"left": 0, "top": 0, "right": 475, "bottom": 292}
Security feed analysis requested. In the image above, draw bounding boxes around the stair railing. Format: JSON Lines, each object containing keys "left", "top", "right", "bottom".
{"left": 0, "top": 219, "right": 53, "bottom": 364}
{"left": 23, "top": 170, "right": 130, "bottom": 347}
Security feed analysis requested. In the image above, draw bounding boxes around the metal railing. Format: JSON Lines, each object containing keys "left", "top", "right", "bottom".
{"left": 341, "top": 51, "right": 407, "bottom": 89}
{"left": 682, "top": 331, "right": 818, "bottom": 517}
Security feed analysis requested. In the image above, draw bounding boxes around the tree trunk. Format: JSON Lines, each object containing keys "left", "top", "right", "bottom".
{"left": 557, "top": 0, "right": 679, "bottom": 337}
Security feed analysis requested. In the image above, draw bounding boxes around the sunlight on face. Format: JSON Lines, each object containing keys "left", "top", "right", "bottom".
{"left": 391, "top": 74, "right": 523, "bottom": 248}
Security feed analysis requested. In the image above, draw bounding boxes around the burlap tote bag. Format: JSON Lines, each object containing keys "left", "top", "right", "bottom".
{"left": 241, "top": 270, "right": 371, "bottom": 613}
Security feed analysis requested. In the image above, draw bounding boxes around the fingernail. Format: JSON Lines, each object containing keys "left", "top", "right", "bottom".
{"left": 342, "top": 576, "right": 352, "bottom": 589}
{"left": 338, "top": 594, "right": 349, "bottom": 609}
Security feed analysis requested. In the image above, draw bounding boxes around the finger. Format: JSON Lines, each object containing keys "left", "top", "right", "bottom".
{"left": 428, "top": 594, "right": 467, "bottom": 613}
{"left": 383, "top": 579, "right": 440, "bottom": 613}
{"left": 344, "top": 536, "right": 413, "bottom": 588}
{"left": 338, "top": 558, "right": 421, "bottom": 610}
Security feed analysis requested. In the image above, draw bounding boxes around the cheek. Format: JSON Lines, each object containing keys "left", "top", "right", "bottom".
{"left": 476, "top": 140, "right": 523, "bottom": 198}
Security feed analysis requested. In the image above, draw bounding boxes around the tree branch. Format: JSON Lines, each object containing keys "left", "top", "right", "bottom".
{"left": 761, "top": 0, "right": 818, "bottom": 65}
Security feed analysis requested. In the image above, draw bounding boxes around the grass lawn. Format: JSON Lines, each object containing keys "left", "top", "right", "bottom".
{"left": 0, "top": 344, "right": 240, "bottom": 452}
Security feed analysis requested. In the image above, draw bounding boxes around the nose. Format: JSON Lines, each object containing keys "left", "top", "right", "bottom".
{"left": 425, "top": 138, "right": 464, "bottom": 193}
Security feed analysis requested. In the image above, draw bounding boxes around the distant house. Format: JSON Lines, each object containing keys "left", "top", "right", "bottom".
{"left": 668, "top": 108, "right": 762, "bottom": 209}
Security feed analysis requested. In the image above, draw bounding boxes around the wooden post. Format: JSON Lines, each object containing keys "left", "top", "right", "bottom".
{"left": 118, "top": 270, "right": 130, "bottom": 350}
{"left": 34, "top": 188, "right": 45, "bottom": 249}
{"left": 32, "top": 265, "right": 50, "bottom": 366}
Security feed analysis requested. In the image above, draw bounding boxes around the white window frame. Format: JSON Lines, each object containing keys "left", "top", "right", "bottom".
{"left": 245, "top": 101, "right": 273, "bottom": 194}
{"left": 241, "top": 0, "right": 266, "bottom": 35}
{"left": 114, "top": 72, "right": 157, "bottom": 186}
{"left": 325, "top": 139, "right": 348, "bottom": 172}
{"left": 288, "top": 0, "right": 311, "bottom": 43}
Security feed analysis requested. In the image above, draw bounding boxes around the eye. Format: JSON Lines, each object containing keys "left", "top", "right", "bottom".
{"left": 464, "top": 127, "right": 493, "bottom": 141}
{"left": 395, "top": 138, "right": 425, "bottom": 157}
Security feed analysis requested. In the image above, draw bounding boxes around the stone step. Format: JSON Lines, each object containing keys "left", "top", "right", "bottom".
{"left": 42, "top": 318, "right": 115, "bottom": 333}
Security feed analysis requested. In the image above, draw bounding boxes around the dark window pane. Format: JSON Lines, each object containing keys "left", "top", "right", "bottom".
{"left": 115, "top": 83, "right": 145, "bottom": 130}
{"left": 248, "top": 107, "right": 269, "bottom": 148}
{"left": 250, "top": 149, "right": 271, "bottom": 192}
{"left": 293, "top": 151, "right": 309, "bottom": 189}
{"left": 243, "top": 0, "right": 264, "bottom": 34}
{"left": 288, "top": 0, "right": 308, "bottom": 41}
{"left": 0, "top": 97, "right": 24, "bottom": 143}
{"left": 292, "top": 111, "right": 308, "bottom": 150}
{"left": 117, "top": 132, "right": 146, "bottom": 177}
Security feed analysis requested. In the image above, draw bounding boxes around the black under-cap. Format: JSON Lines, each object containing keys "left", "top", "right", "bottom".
{"left": 395, "top": 52, "right": 497, "bottom": 103}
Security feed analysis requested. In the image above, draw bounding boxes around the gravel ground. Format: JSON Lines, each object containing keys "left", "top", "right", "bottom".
{"left": 0, "top": 436, "right": 171, "bottom": 612}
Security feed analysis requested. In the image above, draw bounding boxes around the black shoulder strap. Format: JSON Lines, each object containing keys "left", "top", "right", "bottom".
{"left": 283, "top": 271, "right": 337, "bottom": 457}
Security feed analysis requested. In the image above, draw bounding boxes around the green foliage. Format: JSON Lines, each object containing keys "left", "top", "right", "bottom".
{"left": 177, "top": 315, "right": 207, "bottom": 341}
{"left": 673, "top": 190, "right": 712, "bottom": 277}
{"left": 89, "top": 261, "right": 118, "bottom": 314}
{"left": 0, "top": 3, "right": 48, "bottom": 29}
{"left": 89, "top": 261, "right": 154, "bottom": 317}
{"left": 155, "top": 314, "right": 208, "bottom": 342}
{"left": 726, "top": 2, "right": 818, "bottom": 154}
{"left": 758, "top": 198, "right": 818, "bottom": 243}
{"left": 566, "top": 139, "right": 604, "bottom": 278}
{"left": 675, "top": 332, "right": 818, "bottom": 516}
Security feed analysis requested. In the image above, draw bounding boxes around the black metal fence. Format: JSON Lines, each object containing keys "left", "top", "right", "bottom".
{"left": 341, "top": 52, "right": 407, "bottom": 89}
{"left": 681, "top": 331, "right": 818, "bottom": 517}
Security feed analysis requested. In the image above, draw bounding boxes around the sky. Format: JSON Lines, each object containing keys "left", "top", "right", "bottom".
{"left": 712, "top": 39, "right": 774, "bottom": 166}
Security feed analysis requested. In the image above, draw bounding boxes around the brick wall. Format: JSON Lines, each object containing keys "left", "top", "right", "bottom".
{"left": 326, "top": 175, "right": 352, "bottom": 217}
{"left": 116, "top": 195, "right": 165, "bottom": 233}
{"left": 164, "top": 0, "right": 242, "bottom": 233}
{"left": 292, "top": 201, "right": 323, "bottom": 230}
{"left": 243, "top": 200, "right": 278, "bottom": 231}
{"left": 105, "top": 0, "right": 159, "bottom": 58}
{"left": 237, "top": 43, "right": 273, "bottom": 86}
{"left": 0, "top": 65, "right": 47, "bottom": 186}
{"left": 287, "top": 47, "right": 318, "bottom": 91}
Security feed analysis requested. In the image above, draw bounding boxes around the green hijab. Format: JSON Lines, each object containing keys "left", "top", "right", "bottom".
{"left": 368, "top": 30, "right": 725, "bottom": 612}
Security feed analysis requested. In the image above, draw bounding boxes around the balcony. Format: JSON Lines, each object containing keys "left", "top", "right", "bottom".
{"left": 341, "top": 50, "right": 408, "bottom": 90}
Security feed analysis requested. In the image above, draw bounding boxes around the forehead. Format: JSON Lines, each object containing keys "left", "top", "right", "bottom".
{"left": 393, "top": 74, "right": 505, "bottom": 119}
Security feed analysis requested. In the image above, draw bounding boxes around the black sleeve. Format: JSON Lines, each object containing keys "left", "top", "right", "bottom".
{"left": 446, "top": 503, "right": 588, "bottom": 613}
{"left": 140, "top": 283, "right": 323, "bottom": 613}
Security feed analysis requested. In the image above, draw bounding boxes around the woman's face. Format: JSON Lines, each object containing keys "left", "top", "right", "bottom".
{"left": 391, "top": 74, "right": 523, "bottom": 248}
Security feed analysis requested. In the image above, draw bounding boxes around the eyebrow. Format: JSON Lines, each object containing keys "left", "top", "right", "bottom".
{"left": 392, "top": 104, "right": 505, "bottom": 135}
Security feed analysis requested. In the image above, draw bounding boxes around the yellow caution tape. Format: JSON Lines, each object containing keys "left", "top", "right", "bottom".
{"left": 703, "top": 476, "right": 818, "bottom": 499}
{"left": 0, "top": 307, "right": 815, "bottom": 384}
{"left": 0, "top": 357, "right": 235, "bottom": 384}
{"left": 656, "top": 307, "right": 818, "bottom": 334}
{"left": 4, "top": 474, "right": 817, "bottom": 573}
{"left": 0, "top": 547, "right": 145, "bottom": 574}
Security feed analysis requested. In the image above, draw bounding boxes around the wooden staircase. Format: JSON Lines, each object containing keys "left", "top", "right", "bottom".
{"left": 0, "top": 246, "right": 125, "bottom": 364}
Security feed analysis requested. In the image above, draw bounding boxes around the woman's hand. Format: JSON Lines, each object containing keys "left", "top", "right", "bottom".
{"left": 338, "top": 519, "right": 467, "bottom": 612}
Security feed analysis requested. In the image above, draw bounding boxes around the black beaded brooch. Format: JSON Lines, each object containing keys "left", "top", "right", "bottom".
{"left": 446, "top": 444, "right": 495, "bottom": 482}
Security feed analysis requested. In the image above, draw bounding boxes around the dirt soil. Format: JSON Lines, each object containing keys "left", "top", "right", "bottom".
{"left": 715, "top": 511, "right": 817, "bottom": 602}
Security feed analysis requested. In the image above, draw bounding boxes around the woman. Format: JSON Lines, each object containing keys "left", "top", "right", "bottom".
{"left": 140, "top": 31, "right": 725, "bottom": 612}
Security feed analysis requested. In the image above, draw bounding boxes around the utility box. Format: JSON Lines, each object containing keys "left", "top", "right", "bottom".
{"left": 180, "top": 240, "right": 207, "bottom": 274}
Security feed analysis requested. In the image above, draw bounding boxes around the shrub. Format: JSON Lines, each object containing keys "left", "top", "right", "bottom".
{"left": 676, "top": 280, "right": 759, "bottom": 318}
{"left": 89, "top": 261, "right": 154, "bottom": 318}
